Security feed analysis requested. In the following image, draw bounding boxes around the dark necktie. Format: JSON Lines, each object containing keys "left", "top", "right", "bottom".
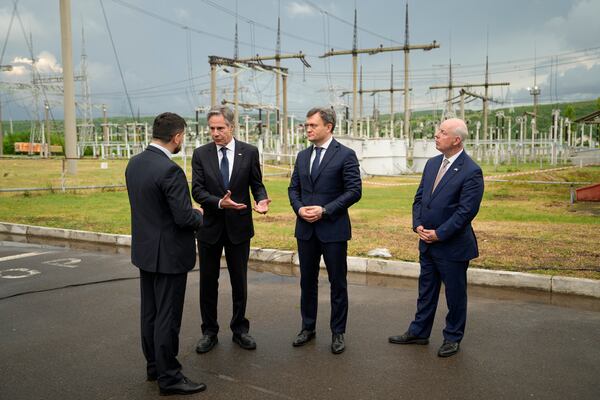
{"left": 220, "top": 147, "right": 229, "bottom": 188}
{"left": 310, "top": 147, "right": 323, "bottom": 181}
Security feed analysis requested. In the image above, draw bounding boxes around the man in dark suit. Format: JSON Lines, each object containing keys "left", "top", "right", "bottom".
{"left": 192, "top": 106, "right": 270, "bottom": 354}
{"left": 288, "top": 107, "right": 362, "bottom": 354}
{"left": 125, "top": 112, "right": 206, "bottom": 395}
{"left": 389, "top": 118, "right": 484, "bottom": 358}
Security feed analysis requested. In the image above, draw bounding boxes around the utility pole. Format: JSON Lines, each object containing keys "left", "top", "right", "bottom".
{"left": 60, "top": 0, "right": 77, "bottom": 174}
{"left": 0, "top": 97, "right": 3, "bottom": 157}
{"left": 233, "top": 20, "right": 239, "bottom": 134}
{"left": 321, "top": 4, "right": 438, "bottom": 141}
{"left": 430, "top": 57, "right": 509, "bottom": 143}
{"left": 527, "top": 61, "right": 541, "bottom": 143}
{"left": 44, "top": 101, "right": 51, "bottom": 158}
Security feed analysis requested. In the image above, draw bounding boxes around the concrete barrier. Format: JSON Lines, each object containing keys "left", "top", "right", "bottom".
{"left": 552, "top": 276, "right": 600, "bottom": 298}
{"left": 0, "top": 221, "right": 598, "bottom": 298}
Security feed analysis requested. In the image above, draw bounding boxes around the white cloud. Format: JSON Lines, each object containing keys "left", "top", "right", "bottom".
{"left": 287, "top": 2, "right": 316, "bottom": 17}
{"left": 3, "top": 51, "right": 62, "bottom": 80}
{"left": 544, "top": 0, "right": 600, "bottom": 48}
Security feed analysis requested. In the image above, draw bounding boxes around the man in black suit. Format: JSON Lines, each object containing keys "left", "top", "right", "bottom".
{"left": 192, "top": 106, "right": 270, "bottom": 353}
{"left": 389, "top": 118, "right": 484, "bottom": 358}
{"left": 288, "top": 107, "right": 362, "bottom": 354}
{"left": 125, "top": 112, "right": 206, "bottom": 395}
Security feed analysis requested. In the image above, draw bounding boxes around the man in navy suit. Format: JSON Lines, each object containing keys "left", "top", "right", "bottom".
{"left": 288, "top": 107, "right": 362, "bottom": 354}
{"left": 192, "top": 106, "right": 270, "bottom": 354}
{"left": 389, "top": 118, "right": 484, "bottom": 358}
{"left": 126, "top": 112, "right": 206, "bottom": 395}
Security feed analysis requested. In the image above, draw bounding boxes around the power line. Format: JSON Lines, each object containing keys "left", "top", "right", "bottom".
{"left": 100, "top": 0, "right": 135, "bottom": 120}
{"left": 109, "top": 0, "right": 295, "bottom": 55}
{"left": 301, "top": 0, "right": 402, "bottom": 46}
{"left": 198, "top": 0, "right": 345, "bottom": 50}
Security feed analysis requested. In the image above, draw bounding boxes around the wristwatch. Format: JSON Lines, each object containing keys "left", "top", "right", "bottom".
{"left": 322, "top": 206, "right": 327, "bottom": 215}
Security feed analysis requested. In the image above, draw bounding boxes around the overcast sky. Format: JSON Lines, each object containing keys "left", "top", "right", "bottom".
{"left": 1, "top": 0, "right": 600, "bottom": 121}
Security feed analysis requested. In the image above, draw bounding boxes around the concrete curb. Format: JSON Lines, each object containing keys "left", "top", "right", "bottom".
{"left": 1, "top": 221, "right": 598, "bottom": 299}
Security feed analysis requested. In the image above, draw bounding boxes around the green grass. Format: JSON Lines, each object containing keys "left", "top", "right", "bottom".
{"left": 1, "top": 161, "right": 599, "bottom": 279}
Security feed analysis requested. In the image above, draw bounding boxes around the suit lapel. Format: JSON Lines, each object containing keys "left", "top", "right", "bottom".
{"left": 206, "top": 142, "right": 225, "bottom": 191}
{"left": 424, "top": 155, "right": 443, "bottom": 198}
{"left": 229, "top": 139, "right": 244, "bottom": 189}
{"left": 305, "top": 145, "right": 314, "bottom": 185}
{"left": 430, "top": 152, "right": 466, "bottom": 201}
{"left": 312, "top": 138, "right": 339, "bottom": 183}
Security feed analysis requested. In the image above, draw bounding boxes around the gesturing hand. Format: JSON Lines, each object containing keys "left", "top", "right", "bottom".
{"left": 253, "top": 198, "right": 272, "bottom": 214}
{"left": 220, "top": 190, "right": 247, "bottom": 210}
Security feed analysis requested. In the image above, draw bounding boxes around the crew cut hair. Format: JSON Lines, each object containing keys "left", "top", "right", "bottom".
{"left": 152, "top": 112, "right": 187, "bottom": 142}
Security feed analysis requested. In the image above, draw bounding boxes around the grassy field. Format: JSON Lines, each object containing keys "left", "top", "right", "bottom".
{"left": 1, "top": 158, "right": 599, "bottom": 279}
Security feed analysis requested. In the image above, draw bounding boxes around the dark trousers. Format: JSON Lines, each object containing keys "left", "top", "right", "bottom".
{"left": 139, "top": 269, "right": 187, "bottom": 388}
{"left": 198, "top": 232, "right": 250, "bottom": 336}
{"left": 408, "top": 252, "right": 469, "bottom": 343}
{"left": 297, "top": 236, "right": 348, "bottom": 334}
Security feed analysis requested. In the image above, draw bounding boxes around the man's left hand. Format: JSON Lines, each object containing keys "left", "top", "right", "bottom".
{"left": 253, "top": 198, "right": 272, "bottom": 214}
{"left": 420, "top": 228, "right": 439, "bottom": 243}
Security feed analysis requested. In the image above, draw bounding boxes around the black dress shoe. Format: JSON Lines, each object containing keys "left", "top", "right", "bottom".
{"left": 147, "top": 373, "right": 158, "bottom": 382}
{"left": 232, "top": 333, "right": 256, "bottom": 350}
{"left": 388, "top": 331, "right": 429, "bottom": 345}
{"left": 292, "top": 329, "right": 316, "bottom": 347}
{"left": 437, "top": 340, "right": 460, "bottom": 357}
{"left": 331, "top": 333, "right": 345, "bottom": 354}
{"left": 159, "top": 377, "right": 206, "bottom": 396}
{"left": 195, "top": 334, "right": 218, "bottom": 354}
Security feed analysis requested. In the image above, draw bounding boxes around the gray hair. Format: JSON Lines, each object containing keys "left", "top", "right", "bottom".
{"left": 207, "top": 106, "right": 235, "bottom": 127}
{"left": 453, "top": 123, "right": 468, "bottom": 143}
{"left": 306, "top": 106, "right": 336, "bottom": 132}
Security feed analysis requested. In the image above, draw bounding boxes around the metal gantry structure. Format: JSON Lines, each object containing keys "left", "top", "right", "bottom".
{"left": 321, "top": 4, "right": 439, "bottom": 142}
{"left": 429, "top": 56, "right": 509, "bottom": 143}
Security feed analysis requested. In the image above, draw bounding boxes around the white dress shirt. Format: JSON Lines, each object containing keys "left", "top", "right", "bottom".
{"left": 309, "top": 135, "right": 333, "bottom": 174}
{"left": 149, "top": 142, "right": 172, "bottom": 159}
{"left": 441, "top": 148, "right": 464, "bottom": 171}
{"left": 217, "top": 138, "right": 236, "bottom": 181}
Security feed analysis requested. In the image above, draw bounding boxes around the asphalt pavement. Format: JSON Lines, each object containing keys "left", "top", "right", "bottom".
{"left": 1, "top": 235, "right": 599, "bottom": 400}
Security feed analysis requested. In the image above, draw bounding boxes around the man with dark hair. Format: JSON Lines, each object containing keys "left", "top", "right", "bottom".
{"left": 288, "top": 106, "right": 362, "bottom": 354}
{"left": 389, "top": 118, "right": 484, "bottom": 358}
{"left": 125, "top": 112, "right": 206, "bottom": 396}
{"left": 192, "top": 106, "right": 270, "bottom": 354}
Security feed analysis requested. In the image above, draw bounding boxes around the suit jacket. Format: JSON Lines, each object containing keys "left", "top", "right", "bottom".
{"left": 125, "top": 145, "right": 203, "bottom": 274}
{"left": 288, "top": 138, "right": 362, "bottom": 243}
{"left": 191, "top": 139, "right": 268, "bottom": 245}
{"left": 413, "top": 151, "right": 484, "bottom": 261}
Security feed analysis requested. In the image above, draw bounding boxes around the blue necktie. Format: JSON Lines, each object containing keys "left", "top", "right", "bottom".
{"left": 220, "top": 147, "right": 229, "bottom": 188}
{"left": 310, "top": 147, "right": 323, "bottom": 181}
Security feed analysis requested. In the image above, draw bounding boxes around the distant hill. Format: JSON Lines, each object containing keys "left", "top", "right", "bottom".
{"left": 2, "top": 98, "right": 599, "bottom": 141}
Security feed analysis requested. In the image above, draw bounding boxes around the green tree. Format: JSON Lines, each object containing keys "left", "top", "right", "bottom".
{"left": 597, "top": 97, "right": 600, "bottom": 110}
{"left": 564, "top": 105, "right": 576, "bottom": 121}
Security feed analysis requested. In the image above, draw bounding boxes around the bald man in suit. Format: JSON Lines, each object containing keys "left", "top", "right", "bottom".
{"left": 389, "top": 118, "right": 484, "bottom": 358}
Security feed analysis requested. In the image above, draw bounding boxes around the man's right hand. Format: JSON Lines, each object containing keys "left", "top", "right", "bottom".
{"left": 299, "top": 206, "right": 323, "bottom": 223}
{"left": 219, "top": 190, "right": 247, "bottom": 210}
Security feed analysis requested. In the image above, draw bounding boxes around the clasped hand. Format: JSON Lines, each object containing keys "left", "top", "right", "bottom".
{"left": 415, "top": 225, "right": 438, "bottom": 243}
{"left": 298, "top": 206, "right": 323, "bottom": 223}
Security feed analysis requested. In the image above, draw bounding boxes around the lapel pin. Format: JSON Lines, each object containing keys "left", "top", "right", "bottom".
{"left": 453, "top": 168, "right": 459, "bottom": 171}
{"left": 238, "top": 153, "right": 242, "bottom": 156}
